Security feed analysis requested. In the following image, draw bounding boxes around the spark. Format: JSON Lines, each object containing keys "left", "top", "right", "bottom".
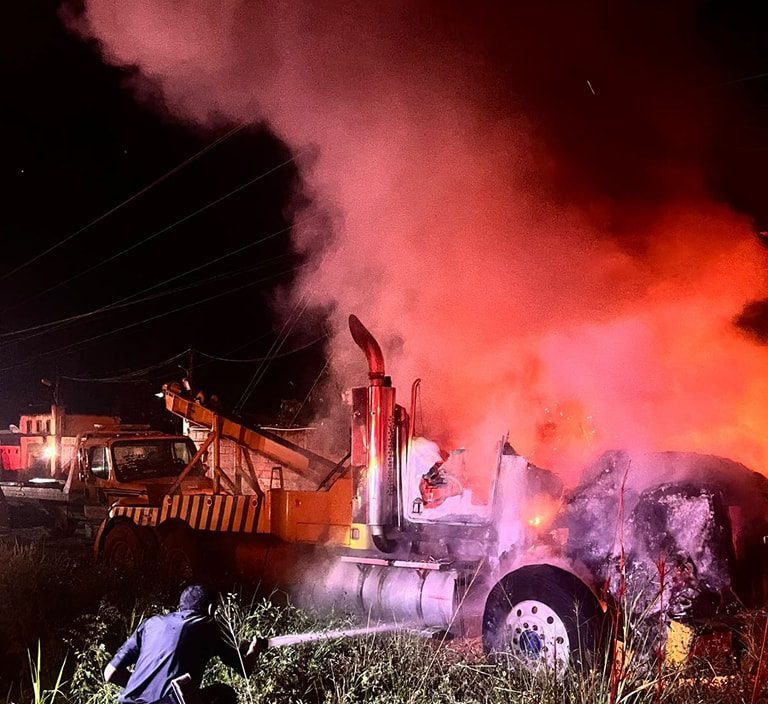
{"left": 586, "top": 80, "right": 596, "bottom": 95}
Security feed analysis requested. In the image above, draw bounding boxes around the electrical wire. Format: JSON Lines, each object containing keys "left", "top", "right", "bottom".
{"left": 5, "top": 149, "right": 303, "bottom": 312}
{"left": 60, "top": 349, "right": 191, "bottom": 382}
{"left": 236, "top": 295, "right": 310, "bottom": 411}
{"left": 0, "top": 207, "right": 317, "bottom": 346}
{"left": 289, "top": 358, "right": 330, "bottom": 426}
{"left": 0, "top": 204, "right": 319, "bottom": 345}
{"left": 0, "top": 264, "right": 306, "bottom": 373}
{"left": 719, "top": 71, "right": 768, "bottom": 87}
{"left": 0, "top": 123, "right": 246, "bottom": 286}
{"left": 187, "top": 331, "right": 287, "bottom": 374}
{"left": 196, "top": 334, "right": 328, "bottom": 364}
{"left": 61, "top": 334, "right": 328, "bottom": 382}
{"left": 0, "top": 253, "right": 294, "bottom": 347}
{"left": 106, "top": 209, "right": 319, "bottom": 310}
{"left": 233, "top": 294, "right": 310, "bottom": 413}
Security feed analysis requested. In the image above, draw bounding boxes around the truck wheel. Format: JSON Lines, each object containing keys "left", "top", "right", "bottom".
{"left": 483, "top": 565, "right": 606, "bottom": 671}
{"left": 102, "top": 522, "right": 154, "bottom": 571}
{"left": 158, "top": 526, "right": 202, "bottom": 582}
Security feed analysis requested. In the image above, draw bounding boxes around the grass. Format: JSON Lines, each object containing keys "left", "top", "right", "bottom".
{"left": 54, "top": 593, "right": 767, "bottom": 704}
{"left": 0, "top": 539, "right": 765, "bottom": 704}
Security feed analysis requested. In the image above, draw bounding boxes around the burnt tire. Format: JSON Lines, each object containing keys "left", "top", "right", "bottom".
{"left": 483, "top": 565, "right": 606, "bottom": 671}
{"left": 102, "top": 522, "right": 155, "bottom": 571}
{"left": 158, "top": 525, "right": 202, "bottom": 583}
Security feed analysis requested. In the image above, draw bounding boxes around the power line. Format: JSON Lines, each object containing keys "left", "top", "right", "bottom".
{"left": 60, "top": 349, "right": 190, "bottom": 382}
{"left": 233, "top": 294, "right": 310, "bottom": 413}
{"left": 720, "top": 71, "right": 768, "bottom": 87}
{"left": 188, "top": 331, "right": 285, "bottom": 374}
{"left": 0, "top": 123, "right": 245, "bottom": 287}
{"left": 61, "top": 335, "right": 328, "bottom": 382}
{"left": 290, "top": 358, "right": 330, "bottom": 426}
{"left": 196, "top": 334, "right": 328, "bottom": 364}
{"left": 233, "top": 295, "right": 309, "bottom": 412}
{"left": 0, "top": 253, "right": 294, "bottom": 347}
{"left": 0, "top": 264, "right": 305, "bottom": 373}
{"left": 107, "top": 210, "right": 318, "bottom": 310}
{"left": 0, "top": 207, "right": 319, "bottom": 344}
{"left": 5, "top": 150, "right": 303, "bottom": 312}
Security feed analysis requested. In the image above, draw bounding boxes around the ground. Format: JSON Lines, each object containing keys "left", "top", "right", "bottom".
{"left": 2, "top": 530, "right": 767, "bottom": 703}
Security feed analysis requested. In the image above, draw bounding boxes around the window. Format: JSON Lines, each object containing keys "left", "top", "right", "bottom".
{"left": 112, "top": 439, "right": 200, "bottom": 481}
{"left": 89, "top": 446, "right": 109, "bottom": 480}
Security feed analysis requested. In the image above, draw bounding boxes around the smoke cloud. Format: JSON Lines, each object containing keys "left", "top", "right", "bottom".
{"left": 65, "top": 1, "right": 768, "bottom": 487}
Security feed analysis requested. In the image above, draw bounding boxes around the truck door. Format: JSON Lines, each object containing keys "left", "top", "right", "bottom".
{"left": 82, "top": 444, "right": 110, "bottom": 521}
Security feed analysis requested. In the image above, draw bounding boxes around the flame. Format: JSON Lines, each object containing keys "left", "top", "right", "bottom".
{"left": 523, "top": 495, "right": 561, "bottom": 532}
{"left": 69, "top": 2, "right": 768, "bottom": 488}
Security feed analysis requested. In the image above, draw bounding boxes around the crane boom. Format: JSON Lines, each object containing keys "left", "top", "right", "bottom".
{"left": 164, "top": 390, "right": 338, "bottom": 485}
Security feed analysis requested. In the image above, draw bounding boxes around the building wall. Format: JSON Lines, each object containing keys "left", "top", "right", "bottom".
{"left": 18, "top": 412, "right": 118, "bottom": 436}
{"left": 61, "top": 415, "right": 120, "bottom": 435}
{"left": 16, "top": 411, "right": 120, "bottom": 476}
{"left": 0, "top": 445, "right": 22, "bottom": 470}
{"left": 186, "top": 427, "right": 321, "bottom": 493}
{"left": 19, "top": 414, "right": 52, "bottom": 435}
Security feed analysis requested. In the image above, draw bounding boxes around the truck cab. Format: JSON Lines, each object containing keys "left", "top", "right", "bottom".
{"left": 78, "top": 430, "right": 207, "bottom": 496}
{"left": 0, "top": 427, "right": 207, "bottom": 535}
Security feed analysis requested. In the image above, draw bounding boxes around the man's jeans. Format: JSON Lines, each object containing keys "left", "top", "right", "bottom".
{"left": 153, "top": 682, "right": 237, "bottom": 704}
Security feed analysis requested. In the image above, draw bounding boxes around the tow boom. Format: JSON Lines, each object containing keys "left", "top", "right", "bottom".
{"left": 163, "top": 390, "right": 338, "bottom": 487}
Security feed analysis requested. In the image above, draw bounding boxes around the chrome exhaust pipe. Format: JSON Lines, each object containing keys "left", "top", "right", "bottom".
{"left": 349, "top": 315, "right": 397, "bottom": 552}
{"left": 349, "top": 315, "right": 386, "bottom": 384}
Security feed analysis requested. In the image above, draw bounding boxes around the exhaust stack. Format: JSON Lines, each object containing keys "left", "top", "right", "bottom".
{"left": 349, "top": 315, "right": 398, "bottom": 552}
{"left": 349, "top": 315, "right": 386, "bottom": 383}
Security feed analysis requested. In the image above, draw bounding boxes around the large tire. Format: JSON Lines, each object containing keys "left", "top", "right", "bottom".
{"left": 158, "top": 524, "right": 202, "bottom": 583}
{"left": 483, "top": 564, "right": 606, "bottom": 672}
{"left": 102, "top": 522, "right": 155, "bottom": 571}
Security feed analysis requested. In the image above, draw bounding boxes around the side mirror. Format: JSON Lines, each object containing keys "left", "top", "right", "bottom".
{"left": 77, "top": 448, "right": 87, "bottom": 482}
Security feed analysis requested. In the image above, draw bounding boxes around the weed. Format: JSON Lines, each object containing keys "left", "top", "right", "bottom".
{"left": 1, "top": 539, "right": 763, "bottom": 704}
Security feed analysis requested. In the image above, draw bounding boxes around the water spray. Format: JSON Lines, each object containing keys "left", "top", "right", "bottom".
{"left": 266, "top": 624, "right": 436, "bottom": 649}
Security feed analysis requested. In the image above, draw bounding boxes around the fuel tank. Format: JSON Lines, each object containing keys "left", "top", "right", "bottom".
{"left": 295, "top": 557, "right": 459, "bottom": 630}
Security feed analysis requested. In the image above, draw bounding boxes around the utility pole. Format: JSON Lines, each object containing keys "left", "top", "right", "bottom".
{"left": 41, "top": 372, "right": 62, "bottom": 477}
{"left": 53, "top": 371, "right": 61, "bottom": 478}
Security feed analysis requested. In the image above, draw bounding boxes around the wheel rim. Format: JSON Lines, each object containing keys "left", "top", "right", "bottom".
{"left": 503, "top": 599, "right": 570, "bottom": 669}
{"left": 164, "top": 547, "right": 194, "bottom": 580}
{"left": 107, "top": 540, "right": 139, "bottom": 570}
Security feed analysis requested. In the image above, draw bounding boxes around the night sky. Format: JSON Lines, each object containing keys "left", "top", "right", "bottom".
{"left": 1, "top": 1, "right": 767, "bottom": 430}
{"left": 1, "top": 2, "right": 321, "bottom": 427}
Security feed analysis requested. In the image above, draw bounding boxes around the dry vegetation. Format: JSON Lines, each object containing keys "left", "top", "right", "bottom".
{"left": 0, "top": 540, "right": 765, "bottom": 704}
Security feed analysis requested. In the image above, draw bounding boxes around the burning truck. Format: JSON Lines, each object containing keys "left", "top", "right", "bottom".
{"left": 3, "top": 315, "right": 768, "bottom": 670}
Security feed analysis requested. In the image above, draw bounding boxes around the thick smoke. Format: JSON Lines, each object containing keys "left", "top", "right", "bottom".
{"left": 66, "top": 1, "right": 768, "bottom": 487}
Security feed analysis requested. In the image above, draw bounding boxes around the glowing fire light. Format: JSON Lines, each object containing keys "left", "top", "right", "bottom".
{"left": 524, "top": 496, "right": 561, "bottom": 532}
{"left": 71, "top": 1, "right": 768, "bottom": 487}
{"left": 42, "top": 445, "right": 56, "bottom": 460}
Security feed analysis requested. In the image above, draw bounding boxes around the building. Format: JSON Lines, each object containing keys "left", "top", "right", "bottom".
{"left": 2, "top": 408, "right": 119, "bottom": 477}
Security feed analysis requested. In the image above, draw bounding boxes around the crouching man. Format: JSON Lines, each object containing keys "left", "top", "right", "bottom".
{"left": 105, "top": 584, "right": 267, "bottom": 704}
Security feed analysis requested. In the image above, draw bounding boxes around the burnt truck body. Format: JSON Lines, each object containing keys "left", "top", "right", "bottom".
{"left": 13, "top": 316, "right": 767, "bottom": 670}
{"left": 563, "top": 451, "right": 768, "bottom": 625}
